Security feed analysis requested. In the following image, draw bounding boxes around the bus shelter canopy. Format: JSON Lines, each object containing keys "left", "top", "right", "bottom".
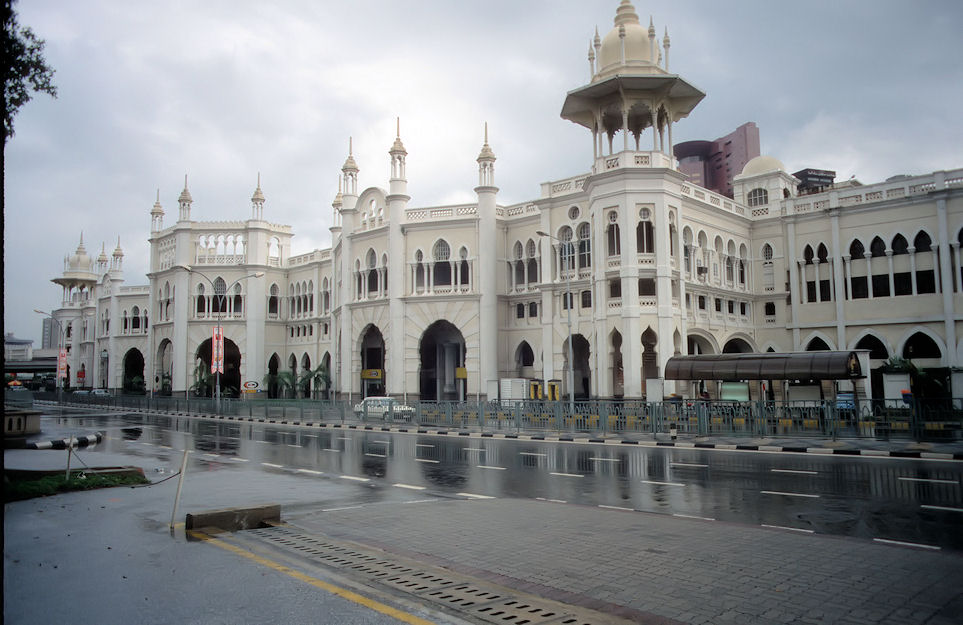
{"left": 664, "top": 352, "right": 863, "bottom": 381}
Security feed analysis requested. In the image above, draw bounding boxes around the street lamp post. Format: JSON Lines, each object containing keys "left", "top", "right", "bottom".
{"left": 34, "top": 309, "right": 66, "bottom": 405}
{"left": 536, "top": 230, "right": 576, "bottom": 417}
{"left": 175, "top": 266, "right": 264, "bottom": 414}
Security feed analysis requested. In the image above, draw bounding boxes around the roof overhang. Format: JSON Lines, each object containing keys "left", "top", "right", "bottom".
{"left": 561, "top": 74, "right": 706, "bottom": 129}
{"left": 664, "top": 352, "right": 864, "bottom": 381}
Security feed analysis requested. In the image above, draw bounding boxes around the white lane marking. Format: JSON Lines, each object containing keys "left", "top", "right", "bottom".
{"left": 303, "top": 434, "right": 318, "bottom": 438}
{"left": 204, "top": 453, "right": 220, "bottom": 458}
{"left": 232, "top": 457, "right": 249, "bottom": 462}
{"left": 159, "top": 445, "right": 172, "bottom": 449}
{"left": 140, "top": 442, "right": 153, "bottom": 445}
{"left": 322, "top": 448, "right": 341, "bottom": 453}
{"left": 415, "top": 444, "right": 434, "bottom": 448}
{"left": 261, "top": 463, "right": 283, "bottom": 468}
{"left": 477, "top": 465, "right": 506, "bottom": 470}
{"left": 535, "top": 497, "right": 567, "bottom": 504}
{"left": 457, "top": 492, "right": 494, "bottom": 499}
{"left": 921, "top": 504, "right": 963, "bottom": 512}
{"left": 873, "top": 538, "right": 941, "bottom": 551}
{"left": 296, "top": 469, "right": 323, "bottom": 475}
{"left": 642, "top": 479, "right": 685, "bottom": 487}
{"left": 337, "top": 437, "right": 351, "bottom": 440}
{"left": 762, "top": 524, "right": 815, "bottom": 534}
{"left": 550, "top": 472, "right": 584, "bottom": 478}
{"left": 364, "top": 453, "right": 387, "bottom": 458}
{"left": 590, "top": 457, "right": 620, "bottom": 462}
{"left": 340, "top": 475, "right": 370, "bottom": 482}
{"left": 899, "top": 477, "right": 959, "bottom": 485}
{"left": 394, "top": 483, "right": 426, "bottom": 491}
{"left": 287, "top": 444, "right": 301, "bottom": 448}
{"left": 322, "top": 505, "right": 364, "bottom": 512}
{"left": 671, "top": 462, "right": 708, "bottom": 468}
{"left": 371, "top": 440, "right": 391, "bottom": 445}
{"left": 415, "top": 458, "right": 440, "bottom": 464}
{"left": 255, "top": 440, "right": 270, "bottom": 444}
{"left": 771, "top": 469, "right": 818, "bottom": 475}
{"left": 761, "top": 490, "right": 821, "bottom": 498}
{"left": 519, "top": 452, "right": 547, "bottom": 457}
{"left": 403, "top": 499, "right": 439, "bottom": 504}
{"left": 599, "top": 505, "right": 635, "bottom": 512}
{"left": 673, "top": 513, "right": 716, "bottom": 521}
{"left": 464, "top": 447, "right": 486, "bottom": 452}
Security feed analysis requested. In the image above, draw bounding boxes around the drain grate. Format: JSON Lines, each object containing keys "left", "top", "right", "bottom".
{"left": 239, "top": 525, "right": 632, "bottom": 625}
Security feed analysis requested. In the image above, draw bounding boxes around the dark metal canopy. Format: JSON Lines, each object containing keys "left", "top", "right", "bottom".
{"left": 664, "top": 352, "right": 863, "bottom": 381}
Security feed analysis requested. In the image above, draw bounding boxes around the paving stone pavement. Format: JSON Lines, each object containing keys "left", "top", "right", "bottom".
{"left": 286, "top": 498, "right": 963, "bottom": 625}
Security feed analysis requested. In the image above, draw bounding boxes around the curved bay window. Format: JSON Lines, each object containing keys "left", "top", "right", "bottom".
{"left": 577, "top": 222, "right": 591, "bottom": 269}
{"left": 747, "top": 188, "right": 768, "bottom": 207}
{"left": 433, "top": 240, "right": 451, "bottom": 287}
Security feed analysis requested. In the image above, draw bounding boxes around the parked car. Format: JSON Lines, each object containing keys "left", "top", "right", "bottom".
{"left": 353, "top": 396, "right": 415, "bottom": 421}
{"left": 90, "top": 388, "right": 110, "bottom": 396}
{"left": 73, "top": 389, "right": 90, "bottom": 395}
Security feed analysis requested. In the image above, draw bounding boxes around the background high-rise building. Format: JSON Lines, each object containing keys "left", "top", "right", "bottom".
{"left": 41, "top": 317, "right": 54, "bottom": 349}
{"left": 675, "top": 122, "right": 760, "bottom": 198}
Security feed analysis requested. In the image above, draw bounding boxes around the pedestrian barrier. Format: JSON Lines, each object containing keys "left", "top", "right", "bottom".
{"left": 32, "top": 392, "right": 963, "bottom": 442}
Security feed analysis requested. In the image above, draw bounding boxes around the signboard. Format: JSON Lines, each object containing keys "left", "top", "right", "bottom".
{"left": 455, "top": 367, "right": 467, "bottom": 380}
{"left": 211, "top": 326, "right": 224, "bottom": 374}
{"left": 77, "top": 370, "right": 85, "bottom": 380}
{"left": 57, "top": 348, "right": 67, "bottom": 380}
{"left": 242, "top": 380, "right": 259, "bottom": 390}
{"left": 361, "top": 369, "right": 383, "bottom": 380}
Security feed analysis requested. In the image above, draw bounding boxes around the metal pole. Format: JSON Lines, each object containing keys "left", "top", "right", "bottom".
{"left": 565, "top": 247, "right": 575, "bottom": 418}
{"left": 65, "top": 437, "right": 74, "bottom": 481}
{"left": 170, "top": 448, "right": 191, "bottom": 533}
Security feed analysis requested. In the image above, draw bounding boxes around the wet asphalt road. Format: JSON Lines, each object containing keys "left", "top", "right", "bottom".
{"left": 47, "top": 411, "right": 963, "bottom": 550}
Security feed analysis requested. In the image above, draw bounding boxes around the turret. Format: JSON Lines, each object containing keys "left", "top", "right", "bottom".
{"left": 150, "top": 189, "right": 164, "bottom": 232}
{"left": 177, "top": 175, "right": 192, "bottom": 222}
{"left": 251, "top": 173, "right": 265, "bottom": 220}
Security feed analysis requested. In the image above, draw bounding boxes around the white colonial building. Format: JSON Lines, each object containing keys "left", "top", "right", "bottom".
{"left": 50, "top": 1, "right": 963, "bottom": 401}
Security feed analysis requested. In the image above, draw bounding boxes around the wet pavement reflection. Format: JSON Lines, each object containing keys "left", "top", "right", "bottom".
{"left": 46, "top": 411, "right": 963, "bottom": 550}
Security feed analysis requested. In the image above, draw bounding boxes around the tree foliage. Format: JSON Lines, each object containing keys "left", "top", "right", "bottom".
{"left": 3, "top": 0, "right": 57, "bottom": 143}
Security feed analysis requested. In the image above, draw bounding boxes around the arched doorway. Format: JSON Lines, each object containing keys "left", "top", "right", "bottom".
{"left": 266, "top": 353, "right": 280, "bottom": 398}
{"left": 563, "top": 334, "right": 592, "bottom": 400}
{"left": 855, "top": 334, "right": 888, "bottom": 399}
{"left": 122, "top": 348, "right": 145, "bottom": 394}
{"left": 419, "top": 320, "right": 466, "bottom": 401}
{"left": 300, "top": 353, "right": 311, "bottom": 398}
{"left": 902, "top": 331, "right": 947, "bottom": 398}
{"left": 515, "top": 341, "right": 535, "bottom": 378}
{"left": 156, "top": 339, "right": 173, "bottom": 395}
{"left": 195, "top": 338, "right": 241, "bottom": 397}
{"left": 722, "top": 337, "right": 754, "bottom": 353}
{"left": 359, "top": 325, "right": 386, "bottom": 398}
{"left": 806, "top": 337, "right": 831, "bottom": 351}
{"left": 610, "top": 331, "right": 623, "bottom": 398}
{"left": 320, "top": 352, "right": 331, "bottom": 399}
{"left": 641, "top": 327, "right": 658, "bottom": 396}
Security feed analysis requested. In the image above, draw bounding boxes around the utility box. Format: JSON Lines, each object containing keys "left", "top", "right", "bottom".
{"left": 499, "top": 378, "right": 528, "bottom": 406}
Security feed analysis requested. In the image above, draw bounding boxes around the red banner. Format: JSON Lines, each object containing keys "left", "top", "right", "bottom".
{"left": 212, "top": 326, "right": 224, "bottom": 374}
{"left": 57, "top": 348, "right": 67, "bottom": 380}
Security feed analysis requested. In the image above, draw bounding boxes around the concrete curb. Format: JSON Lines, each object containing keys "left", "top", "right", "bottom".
{"left": 25, "top": 432, "right": 104, "bottom": 450}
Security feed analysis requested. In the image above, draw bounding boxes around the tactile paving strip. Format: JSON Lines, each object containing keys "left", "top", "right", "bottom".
{"left": 241, "top": 526, "right": 626, "bottom": 625}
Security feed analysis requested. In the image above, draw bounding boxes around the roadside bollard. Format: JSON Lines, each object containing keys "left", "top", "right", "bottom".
{"left": 670, "top": 424, "right": 677, "bottom": 441}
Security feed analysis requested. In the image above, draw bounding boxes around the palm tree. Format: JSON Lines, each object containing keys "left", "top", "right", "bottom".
{"left": 299, "top": 363, "right": 331, "bottom": 399}
{"left": 263, "top": 370, "right": 296, "bottom": 398}
{"left": 191, "top": 361, "right": 215, "bottom": 397}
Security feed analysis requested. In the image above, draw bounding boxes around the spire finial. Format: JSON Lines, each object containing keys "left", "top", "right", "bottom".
{"left": 485, "top": 121, "right": 488, "bottom": 144}
{"left": 257, "top": 171, "right": 261, "bottom": 187}
{"left": 396, "top": 117, "right": 400, "bottom": 138}
{"left": 338, "top": 175, "right": 342, "bottom": 193}
{"left": 349, "top": 136, "right": 353, "bottom": 155}
{"left": 156, "top": 188, "right": 160, "bottom": 202}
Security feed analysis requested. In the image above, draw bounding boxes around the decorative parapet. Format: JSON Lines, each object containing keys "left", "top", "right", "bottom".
{"left": 784, "top": 168, "right": 963, "bottom": 215}
{"left": 679, "top": 184, "right": 741, "bottom": 216}
{"left": 405, "top": 204, "right": 476, "bottom": 222}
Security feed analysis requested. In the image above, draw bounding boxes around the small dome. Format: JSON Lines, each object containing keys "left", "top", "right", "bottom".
{"left": 68, "top": 242, "right": 91, "bottom": 270}
{"left": 113, "top": 238, "right": 124, "bottom": 258}
{"left": 97, "top": 244, "right": 109, "bottom": 264}
{"left": 595, "top": 2, "right": 662, "bottom": 78}
{"left": 741, "top": 155, "right": 786, "bottom": 176}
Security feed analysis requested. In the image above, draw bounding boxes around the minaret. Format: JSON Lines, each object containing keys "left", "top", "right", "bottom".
{"left": 475, "top": 123, "right": 498, "bottom": 398}
{"left": 663, "top": 27, "right": 670, "bottom": 71}
{"left": 96, "top": 243, "right": 109, "bottom": 274}
{"left": 251, "top": 173, "right": 265, "bottom": 220}
{"left": 330, "top": 176, "right": 343, "bottom": 241}
{"left": 387, "top": 119, "right": 409, "bottom": 398}
{"left": 177, "top": 175, "right": 192, "bottom": 222}
{"left": 150, "top": 189, "right": 164, "bottom": 232}
{"left": 648, "top": 16, "right": 656, "bottom": 64}
{"left": 338, "top": 139, "right": 359, "bottom": 400}
{"left": 111, "top": 237, "right": 124, "bottom": 273}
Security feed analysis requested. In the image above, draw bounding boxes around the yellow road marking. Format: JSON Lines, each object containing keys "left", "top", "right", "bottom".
{"left": 188, "top": 530, "right": 436, "bottom": 624}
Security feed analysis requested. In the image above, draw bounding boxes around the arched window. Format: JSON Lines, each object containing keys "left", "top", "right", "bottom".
{"left": 527, "top": 239, "right": 538, "bottom": 284}
{"left": 558, "top": 226, "right": 575, "bottom": 272}
{"left": 233, "top": 284, "right": 243, "bottom": 315}
{"left": 803, "top": 245, "right": 814, "bottom": 264}
{"left": 891, "top": 234, "right": 908, "bottom": 255}
{"left": 458, "top": 247, "right": 470, "bottom": 287}
{"left": 913, "top": 231, "right": 932, "bottom": 252}
{"left": 747, "top": 188, "right": 768, "bottom": 207}
{"left": 849, "top": 239, "right": 865, "bottom": 258}
{"left": 367, "top": 249, "right": 379, "bottom": 294}
{"left": 414, "top": 249, "right": 425, "bottom": 291}
{"left": 725, "top": 257, "right": 733, "bottom": 282}
{"left": 738, "top": 260, "right": 746, "bottom": 285}
{"left": 577, "top": 222, "right": 591, "bottom": 269}
{"left": 816, "top": 243, "right": 828, "bottom": 262}
{"left": 131, "top": 306, "right": 140, "bottom": 330}
{"left": 196, "top": 283, "right": 206, "bottom": 315}
{"left": 433, "top": 240, "right": 451, "bottom": 286}
{"left": 764, "top": 302, "right": 776, "bottom": 316}
{"left": 606, "top": 211, "right": 620, "bottom": 256}
{"left": 636, "top": 219, "right": 654, "bottom": 253}
{"left": 268, "top": 284, "right": 280, "bottom": 317}
{"left": 212, "top": 277, "right": 227, "bottom": 314}
{"left": 762, "top": 244, "right": 773, "bottom": 261}
{"left": 870, "top": 236, "right": 887, "bottom": 257}
{"left": 581, "top": 289, "right": 592, "bottom": 308}
{"left": 514, "top": 241, "right": 525, "bottom": 285}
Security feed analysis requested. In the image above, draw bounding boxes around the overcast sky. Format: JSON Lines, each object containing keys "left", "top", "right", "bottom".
{"left": 5, "top": 0, "right": 962, "bottom": 344}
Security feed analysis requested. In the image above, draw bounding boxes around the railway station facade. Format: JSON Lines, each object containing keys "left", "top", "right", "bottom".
{"left": 49, "top": 1, "right": 963, "bottom": 402}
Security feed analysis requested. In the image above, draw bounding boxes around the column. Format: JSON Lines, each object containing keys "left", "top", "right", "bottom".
{"left": 886, "top": 251, "right": 895, "bottom": 296}
{"left": 908, "top": 248, "right": 918, "bottom": 295}
{"left": 843, "top": 256, "right": 852, "bottom": 300}
{"left": 865, "top": 253, "right": 874, "bottom": 298}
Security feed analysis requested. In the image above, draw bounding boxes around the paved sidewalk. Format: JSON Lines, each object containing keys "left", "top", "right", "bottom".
{"left": 286, "top": 497, "right": 963, "bottom": 625}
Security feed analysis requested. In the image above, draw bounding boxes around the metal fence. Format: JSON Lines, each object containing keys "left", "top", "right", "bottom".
{"left": 29, "top": 392, "right": 963, "bottom": 442}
